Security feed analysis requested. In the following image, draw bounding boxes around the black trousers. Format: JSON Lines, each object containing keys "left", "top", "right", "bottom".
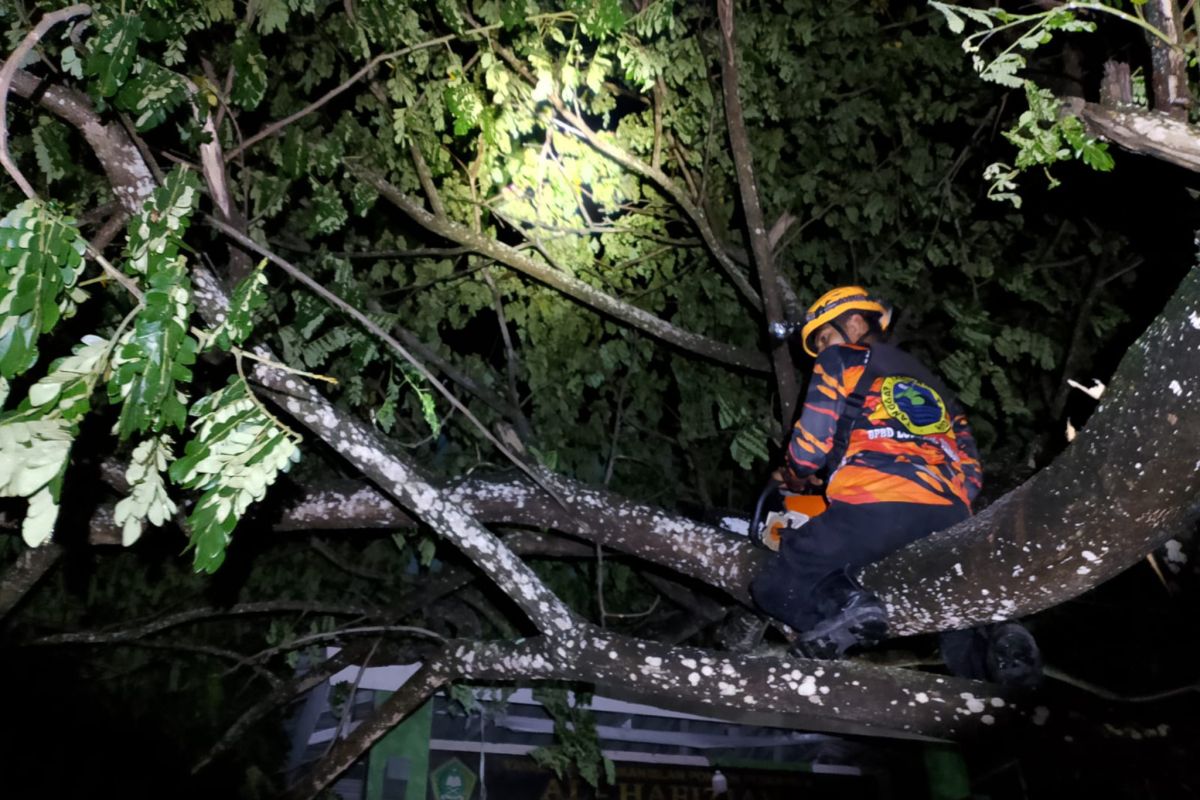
{"left": 750, "top": 500, "right": 969, "bottom": 633}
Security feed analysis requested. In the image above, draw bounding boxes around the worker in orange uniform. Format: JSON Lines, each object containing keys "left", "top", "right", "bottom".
{"left": 751, "top": 287, "right": 1039, "bottom": 686}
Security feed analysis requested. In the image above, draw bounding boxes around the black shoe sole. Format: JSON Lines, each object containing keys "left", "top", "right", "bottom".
{"left": 796, "top": 606, "right": 888, "bottom": 660}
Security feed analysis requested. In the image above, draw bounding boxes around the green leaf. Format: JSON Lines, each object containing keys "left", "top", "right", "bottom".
{"left": 107, "top": 257, "right": 198, "bottom": 439}
{"left": 23, "top": 485, "right": 61, "bottom": 547}
{"left": 0, "top": 201, "right": 87, "bottom": 379}
{"left": 169, "top": 378, "right": 301, "bottom": 573}
{"left": 113, "top": 435, "right": 178, "bottom": 546}
{"left": 418, "top": 536, "right": 436, "bottom": 567}
{"left": 978, "top": 52, "right": 1026, "bottom": 88}
{"left": 21, "top": 335, "right": 109, "bottom": 423}
{"left": 0, "top": 417, "right": 74, "bottom": 545}
{"left": 1080, "top": 140, "right": 1115, "bottom": 172}
{"left": 280, "top": 126, "right": 308, "bottom": 179}
{"left": 501, "top": 0, "right": 526, "bottom": 30}
{"left": 251, "top": 173, "right": 292, "bottom": 220}
{"left": 714, "top": 394, "right": 743, "bottom": 429}
{"left": 32, "top": 119, "right": 70, "bottom": 185}
{"left": 84, "top": 14, "right": 144, "bottom": 97}
{"left": 928, "top": 1, "right": 965, "bottom": 34}
{"left": 730, "top": 425, "right": 769, "bottom": 470}
{"left": 256, "top": 0, "right": 290, "bottom": 34}
{"left": 61, "top": 46, "right": 84, "bottom": 79}
{"left": 116, "top": 61, "right": 189, "bottom": 131}
{"left": 445, "top": 82, "right": 484, "bottom": 136}
{"left": 123, "top": 168, "right": 201, "bottom": 276}
{"left": 308, "top": 180, "right": 348, "bottom": 235}
{"left": 231, "top": 33, "right": 269, "bottom": 110}
{"left": 205, "top": 262, "right": 269, "bottom": 351}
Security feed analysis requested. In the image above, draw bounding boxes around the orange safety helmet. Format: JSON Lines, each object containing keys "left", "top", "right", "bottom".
{"left": 799, "top": 286, "right": 891, "bottom": 357}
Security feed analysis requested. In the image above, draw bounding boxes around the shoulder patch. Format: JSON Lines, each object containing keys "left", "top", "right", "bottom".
{"left": 879, "top": 376, "right": 952, "bottom": 435}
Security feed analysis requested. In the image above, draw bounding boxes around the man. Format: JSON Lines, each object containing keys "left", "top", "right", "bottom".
{"left": 750, "top": 287, "right": 1039, "bottom": 686}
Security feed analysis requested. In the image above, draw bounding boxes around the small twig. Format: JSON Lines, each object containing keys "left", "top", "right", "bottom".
{"left": 194, "top": 646, "right": 365, "bottom": 774}
{"left": 595, "top": 540, "right": 608, "bottom": 628}
{"left": 604, "top": 372, "right": 628, "bottom": 487}
{"left": 310, "top": 538, "right": 390, "bottom": 582}
{"left": 325, "top": 639, "right": 380, "bottom": 757}
{"left": 234, "top": 348, "right": 304, "bottom": 443}
{"left": 117, "top": 638, "right": 282, "bottom": 689}
{"left": 85, "top": 241, "right": 144, "bottom": 301}
{"left": 0, "top": 4, "right": 93, "bottom": 199}
{"left": 330, "top": 247, "right": 474, "bottom": 260}
{"left": 242, "top": 624, "right": 444, "bottom": 666}
{"left": 31, "top": 601, "right": 384, "bottom": 645}
{"left": 410, "top": 138, "right": 446, "bottom": 218}
{"left": 603, "top": 595, "right": 662, "bottom": 620}
{"left": 1044, "top": 665, "right": 1200, "bottom": 703}
{"left": 651, "top": 78, "right": 665, "bottom": 170}
{"left": 234, "top": 346, "right": 339, "bottom": 384}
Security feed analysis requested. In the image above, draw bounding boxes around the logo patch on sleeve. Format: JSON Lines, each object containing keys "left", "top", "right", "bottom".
{"left": 880, "top": 376, "right": 951, "bottom": 435}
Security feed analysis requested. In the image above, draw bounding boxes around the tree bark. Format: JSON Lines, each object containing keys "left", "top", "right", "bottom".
{"left": 0, "top": 543, "right": 62, "bottom": 621}
{"left": 716, "top": 0, "right": 799, "bottom": 435}
{"left": 1143, "top": 0, "right": 1190, "bottom": 120}
{"left": 865, "top": 264, "right": 1200, "bottom": 635}
{"left": 1069, "top": 99, "right": 1200, "bottom": 173}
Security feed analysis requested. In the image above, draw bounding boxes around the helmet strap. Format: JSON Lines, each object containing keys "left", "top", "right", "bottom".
{"left": 829, "top": 318, "right": 853, "bottom": 346}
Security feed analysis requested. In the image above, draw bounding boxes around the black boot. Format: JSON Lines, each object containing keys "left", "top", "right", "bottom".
{"left": 986, "top": 622, "right": 1042, "bottom": 688}
{"left": 794, "top": 567, "right": 888, "bottom": 660}
{"left": 717, "top": 608, "right": 770, "bottom": 653}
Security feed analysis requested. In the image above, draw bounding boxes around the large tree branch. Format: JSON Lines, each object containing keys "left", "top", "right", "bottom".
{"left": 716, "top": 0, "right": 799, "bottom": 433}
{"left": 0, "top": 5, "right": 93, "bottom": 199}
{"left": 191, "top": 262, "right": 584, "bottom": 636}
{"left": 361, "top": 170, "right": 770, "bottom": 372}
{"left": 9, "top": 70, "right": 155, "bottom": 213}
{"left": 0, "top": 544, "right": 63, "bottom": 621}
{"left": 287, "top": 653, "right": 452, "bottom": 800}
{"left": 865, "top": 263, "right": 1200, "bottom": 634}
{"left": 297, "top": 626, "right": 1110, "bottom": 798}
{"left": 1068, "top": 98, "right": 1200, "bottom": 173}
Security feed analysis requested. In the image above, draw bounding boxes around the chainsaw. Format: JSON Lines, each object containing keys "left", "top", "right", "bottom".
{"left": 717, "top": 481, "right": 826, "bottom": 551}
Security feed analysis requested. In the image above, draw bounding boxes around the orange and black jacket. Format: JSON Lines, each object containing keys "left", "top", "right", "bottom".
{"left": 785, "top": 343, "right": 982, "bottom": 509}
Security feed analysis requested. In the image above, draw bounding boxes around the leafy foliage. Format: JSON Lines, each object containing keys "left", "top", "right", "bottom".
{"left": 204, "top": 261, "right": 269, "bottom": 351}
{"left": 530, "top": 688, "right": 615, "bottom": 790}
{"left": 0, "top": 417, "right": 73, "bottom": 545}
{"left": 930, "top": 2, "right": 1117, "bottom": 202}
{"left": 0, "top": 335, "right": 110, "bottom": 545}
{"left": 84, "top": 14, "right": 143, "bottom": 97}
{"left": 0, "top": 201, "right": 86, "bottom": 378}
{"left": 107, "top": 255, "right": 197, "bottom": 439}
{"left": 169, "top": 378, "right": 301, "bottom": 573}
{"left": 123, "top": 169, "right": 201, "bottom": 277}
{"left": 113, "top": 435, "right": 178, "bottom": 546}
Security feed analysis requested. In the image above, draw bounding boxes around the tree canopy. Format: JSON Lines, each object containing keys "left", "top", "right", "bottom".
{"left": 1, "top": 1, "right": 1199, "bottom": 797}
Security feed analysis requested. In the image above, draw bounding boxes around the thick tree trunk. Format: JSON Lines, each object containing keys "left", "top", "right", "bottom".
{"left": 1143, "top": 0, "right": 1190, "bottom": 120}
{"left": 865, "top": 265, "right": 1200, "bottom": 634}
